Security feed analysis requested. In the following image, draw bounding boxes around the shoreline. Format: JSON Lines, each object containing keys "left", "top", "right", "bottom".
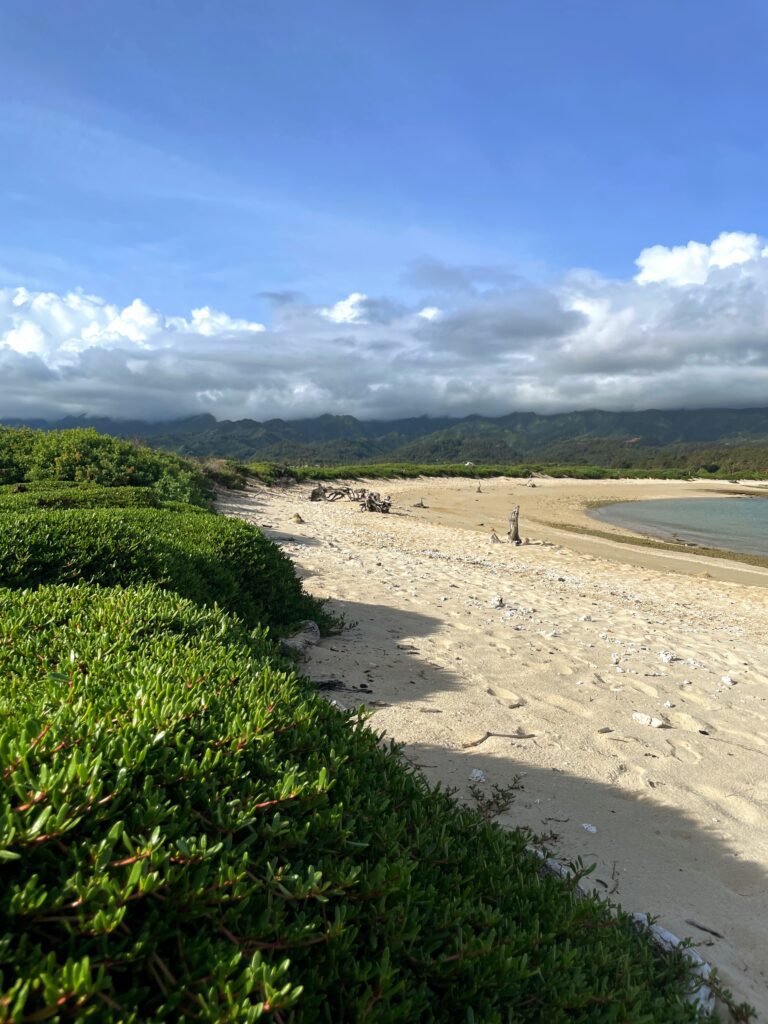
{"left": 218, "top": 478, "right": 768, "bottom": 1016}
{"left": 393, "top": 476, "right": 768, "bottom": 586}
{"left": 584, "top": 491, "right": 768, "bottom": 566}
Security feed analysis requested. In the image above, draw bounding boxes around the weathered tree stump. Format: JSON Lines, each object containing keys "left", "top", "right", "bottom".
{"left": 508, "top": 505, "right": 522, "bottom": 545}
{"left": 360, "top": 491, "right": 391, "bottom": 513}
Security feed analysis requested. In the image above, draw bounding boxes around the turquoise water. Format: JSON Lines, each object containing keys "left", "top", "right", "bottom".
{"left": 589, "top": 497, "right": 768, "bottom": 558}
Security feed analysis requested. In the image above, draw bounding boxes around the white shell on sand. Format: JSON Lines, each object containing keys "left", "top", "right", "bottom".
{"left": 632, "top": 712, "right": 666, "bottom": 728}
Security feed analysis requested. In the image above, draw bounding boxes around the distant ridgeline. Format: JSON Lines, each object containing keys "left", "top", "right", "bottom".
{"left": 5, "top": 407, "right": 768, "bottom": 472}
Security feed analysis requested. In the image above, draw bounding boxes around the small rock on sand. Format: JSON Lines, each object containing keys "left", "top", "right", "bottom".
{"left": 632, "top": 712, "right": 667, "bottom": 729}
{"left": 280, "top": 620, "right": 321, "bottom": 656}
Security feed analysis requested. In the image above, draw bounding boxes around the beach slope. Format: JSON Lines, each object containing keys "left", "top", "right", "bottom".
{"left": 219, "top": 477, "right": 768, "bottom": 1017}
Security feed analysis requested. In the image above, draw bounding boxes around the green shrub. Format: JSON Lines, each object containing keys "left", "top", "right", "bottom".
{"left": 0, "top": 508, "right": 331, "bottom": 637}
{"left": 0, "top": 482, "right": 161, "bottom": 511}
{"left": 245, "top": 462, "right": 697, "bottom": 484}
{"left": 0, "top": 482, "right": 214, "bottom": 513}
{"left": 0, "top": 584, "right": 708, "bottom": 1022}
{"left": 197, "top": 457, "right": 250, "bottom": 490}
{"left": 0, "top": 427, "right": 212, "bottom": 507}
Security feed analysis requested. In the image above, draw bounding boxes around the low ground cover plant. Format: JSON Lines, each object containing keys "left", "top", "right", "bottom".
{"left": 0, "top": 508, "right": 332, "bottom": 636}
{"left": 0, "top": 481, "right": 210, "bottom": 513}
{"left": 245, "top": 461, "right": 695, "bottom": 484}
{"left": 0, "top": 482, "right": 161, "bottom": 511}
{"left": 0, "top": 427, "right": 212, "bottom": 507}
{"left": 0, "top": 583, "right": 711, "bottom": 1022}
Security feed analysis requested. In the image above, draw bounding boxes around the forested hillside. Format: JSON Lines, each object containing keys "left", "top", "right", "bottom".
{"left": 5, "top": 408, "right": 768, "bottom": 472}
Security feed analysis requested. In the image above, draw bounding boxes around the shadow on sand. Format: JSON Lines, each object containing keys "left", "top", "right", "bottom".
{"left": 301, "top": 594, "right": 766, "bottom": 1018}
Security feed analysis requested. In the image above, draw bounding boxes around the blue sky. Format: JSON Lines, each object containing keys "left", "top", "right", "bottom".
{"left": 3, "top": 0, "right": 767, "bottom": 316}
{"left": 3, "top": 1, "right": 768, "bottom": 420}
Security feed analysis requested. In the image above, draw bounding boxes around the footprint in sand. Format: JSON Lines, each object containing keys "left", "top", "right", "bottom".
{"left": 699, "top": 786, "right": 766, "bottom": 828}
{"left": 631, "top": 679, "right": 660, "bottom": 699}
{"left": 664, "top": 737, "right": 703, "bottom": 765}
{"left": 540, "top": 692, "right": 593, "bottom": 718}
{"left": 486, "top": 685, "right": 526, "bottom": 708}
{"left": 673, "top": 710, "right": 716, "bottom": 734}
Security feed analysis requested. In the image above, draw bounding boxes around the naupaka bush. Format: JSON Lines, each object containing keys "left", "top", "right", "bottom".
{"left": 0, "top": 507, "right": 332, "bottom": 637}
{"left": 0, "top": 584, "right": 709, "bottom": 1022}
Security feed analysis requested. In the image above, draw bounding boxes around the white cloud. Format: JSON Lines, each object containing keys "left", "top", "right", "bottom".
{"left": 0, "top": 288, "right": 266, "bottom": 373}
{"left": 4, "top": 320, "right": 45, "bottom": 356}
{"left": 2, "top": 231, "right": 768, "bottom": 421}
{"left": 634, "top": 230, "right": 765, "bottom": 286}
{"left": 320, "top": 292, "right": 368, "bottom": 323}
{"left": 418, "top": 305, "right": 441, "bottom": 320}
{"left": 185, "top": 306, "right": 265, "bottom": 336}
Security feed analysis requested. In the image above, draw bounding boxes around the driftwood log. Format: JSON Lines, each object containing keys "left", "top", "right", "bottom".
{"left": 360, "top": 491, "right": 391, "bottom": 513}
{"left": 310, "top": 484, "right": 365, "bottom": 502}
{"left": 308, "top": 484, "right": 390, "bottom": 512}
{"left": 508, "top": 505, "right": 522, "bottom": 545}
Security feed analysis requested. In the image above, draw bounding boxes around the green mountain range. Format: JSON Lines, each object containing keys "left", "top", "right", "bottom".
{"left": 5, "top": 407, "right": 768, "bottom": 470}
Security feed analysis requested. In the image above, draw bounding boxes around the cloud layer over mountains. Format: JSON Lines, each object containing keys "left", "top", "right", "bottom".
{"left": 2, "top": 231, "right": 768, "bottom": 421}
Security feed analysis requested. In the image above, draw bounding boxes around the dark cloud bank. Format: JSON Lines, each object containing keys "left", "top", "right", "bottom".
{"left": 2, "top": 232, "right": 768, "bottom": 421}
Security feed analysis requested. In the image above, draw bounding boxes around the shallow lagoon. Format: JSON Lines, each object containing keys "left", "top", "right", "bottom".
{"left": 589, "top": 496, "right": 768, "bottom": 558}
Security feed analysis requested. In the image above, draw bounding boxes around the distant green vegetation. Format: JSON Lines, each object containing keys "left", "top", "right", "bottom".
{"left": 0, "top": 583, "right": 715, "bottom": 1022}
{"left": 245, "top": 460, "right": 700, "bottom": 484}
{"left": 9, "top": 409, "right": 768, "bottom": 473}
{"left": 0, "top": 507, "right": 332, "bottom": 636}
{"left": 0, "top": 426, "right": 212, "bottom": 506}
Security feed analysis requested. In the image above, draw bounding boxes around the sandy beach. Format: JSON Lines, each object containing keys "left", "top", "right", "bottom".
{"left": 219, "top": 477, "right": 768, "bottom": 1018}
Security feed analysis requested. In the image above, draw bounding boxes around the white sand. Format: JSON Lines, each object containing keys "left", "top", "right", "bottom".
{"left": 219, "top": 477, "right": 768, "bottom": 1017}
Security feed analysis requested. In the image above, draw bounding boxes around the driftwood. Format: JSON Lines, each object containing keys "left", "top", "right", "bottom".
{"left": 309, "top": 483, "right": 390, "bottom": 512}
{"left": 508, "top": 505, "right": 522, "bottom": 545}
{"left": 309, "top": 484, "right": 366, "bottom": 503}
{"left": 360, "top": 491, "right": 391, "bottom": 513}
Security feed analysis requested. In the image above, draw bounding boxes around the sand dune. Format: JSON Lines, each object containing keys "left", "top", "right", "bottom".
{"left": 218, "top": 477, "right": 768, "bottom": 1018}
